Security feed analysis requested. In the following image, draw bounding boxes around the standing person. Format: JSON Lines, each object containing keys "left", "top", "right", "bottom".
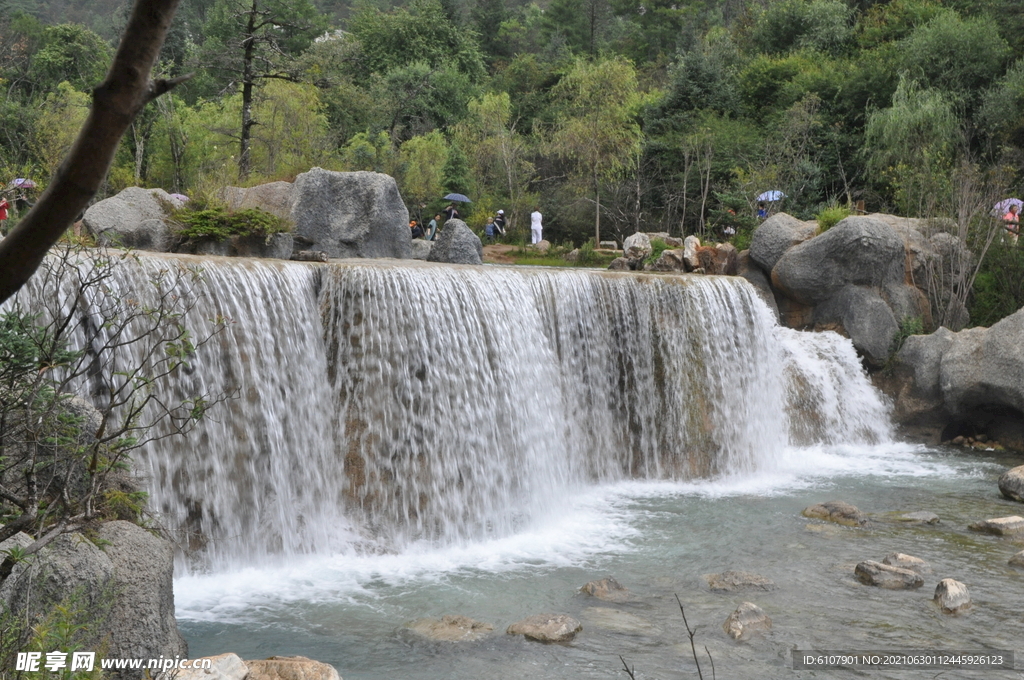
{"left": 493, "top": 209, "right": 506, "bottom": 236}
{"left": 756, "top": 202, "right": 768, "bottom": 220}
{"left": 0, "top": 195, "right": 8, "bottom": 234}
{"left": 1004, "top": 204, "right": 1021, "bottom": 245}
{"left": 410, "top": 219, "right": 424, "bottom": 239}
{"left": 530, "top": 207, "right": 543, "bottom": 245}
{"left": 484, "top": 217, "right": 497, "bottom": 241}
{"left": 444, "top": 203, "right": 460, "bottom": 222}
{"left": 426, "top": 214, "right": 442, "bottom": 241}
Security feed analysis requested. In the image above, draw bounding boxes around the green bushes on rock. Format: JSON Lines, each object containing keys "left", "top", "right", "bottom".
{"left": 174, "top": 201, "right": 290, "bottom": 242}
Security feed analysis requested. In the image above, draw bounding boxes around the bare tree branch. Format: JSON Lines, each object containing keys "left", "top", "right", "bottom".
{"left": 0, "top": 0, "right": 185, "bottom": 305}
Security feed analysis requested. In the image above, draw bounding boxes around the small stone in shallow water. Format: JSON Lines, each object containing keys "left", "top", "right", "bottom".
{"left": 406, "top": 615, "right": 494, "bottom": 642}
{"left": 703, "top": 570, "right": 776, "bottom": 592}
{"left": 934, "top": 578, "right": 971, "bottom": 614}
{"left": 582, "top": 607, "right": 658, "bottom": 635}
{"left": 579, "top": 577, "right": 629, "bottom": 601}
{"left": 882, "top": 552, "right": 931, "bottom": 574}
{"left": 968, "top": 516, "right": 1024, "bottom": 536}
{"left": 854, "top": 560, "right": 924, "bottom": 589}
{"left": 245, "top": 656, "right": 341, "bottom": 680}
{"left": 507, "top": 614, "right": 582, "bottom": 643}
{"left": 722, "top": 602, "right": 771, "bottom": 640}
{"left": 802, "top": 501, "right": 867, "bottom": 526}
{"left": 894, "top": 511, "right": 940, "bottom": 524}
{"left": 1009, "top": 551, "right": 1024, "bottom": 568}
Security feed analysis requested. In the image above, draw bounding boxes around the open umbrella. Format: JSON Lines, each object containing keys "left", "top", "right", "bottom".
{"left": 756, "top": 190, "right": 786, "bottom": 202}
{"left": 994, "top": 198, "right": 1023, "bottom": 215}
{"left": 443, "top": 193, "right": 472, "bottom": 203}
{"left": 9, "top": 178, "right": 36, "bottom": 189}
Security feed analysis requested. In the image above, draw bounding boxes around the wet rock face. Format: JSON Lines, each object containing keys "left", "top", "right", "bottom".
{"left": 506, "top": 614, "right": 582, "bottom": 642}
{"left": 854, "top": 560, "right": 925, "bottom": 589}
{"left": 749, "top": 213, "right": 818, "bottom": 273}
{"left": 934, "top": 578, "right": 971, "bottom": 614}
{"left": 802, "top": 501, "right": 867, "bottom": 526}
{"left": 426, "top": 219, "right": 483, "bottom": 265}
{"left": 722, "top": 602, "right": 772, "bottom": 640}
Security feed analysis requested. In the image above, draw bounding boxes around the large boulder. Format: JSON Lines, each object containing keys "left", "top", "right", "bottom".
{"left": 772, "top": 216, "right": 906, "bottom": 306}
{"left": 409, "top": 239, "right": 434, "bottom": 260}
{"left": 623, "top": 232, "right": 652, "bottom": 263}
{"left": 813, "top": 285, "right": 899, "bottom": 366}
{"left": 290, "top": 168, "right": 410, "bottom": 259}
{"left": 219, "top": 182, "right": 295, "bottom": 221}
{"left": 736, "top": 251, "right": 780, "bottom": 321}
{"left": 427, "top": 219, "right": 483, "bottom": 265}
{"left": 998, "top": 465, "right": 1024, "bottom": 503}
{"left": 749, "top": 213, "right": 817, "bottom": 272}
{"left": 644, "top": 249, "right": 686, "bottom": 272}
{"left": 97, "top": 521, "right": 187, "bottom": 668}
{"left": 83, "top": 187, "right": 181, "bottom": 252}
{"left": 0, "top": 523, "right": 186, "bottom": 680}
{"left": 940, "top": 310, "right": 1024, "bottom": 416}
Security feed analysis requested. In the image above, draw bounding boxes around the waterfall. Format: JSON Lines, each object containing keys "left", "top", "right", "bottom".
{"left": 8, "top": 251, "right": 891, "bottom": 571}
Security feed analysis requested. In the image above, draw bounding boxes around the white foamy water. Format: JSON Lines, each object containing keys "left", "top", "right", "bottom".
{"left": 10, "top": 252, "right": 894, "bottom": 572}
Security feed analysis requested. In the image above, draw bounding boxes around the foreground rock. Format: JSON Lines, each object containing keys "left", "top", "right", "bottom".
{"left": 998, "top": 466, "right": 1024, "bottom": 503}
{"left": 802, "top": 501, "right": 866, "bottom": 526}
{"left": 812, "top": 285, "right": 898, "bottom": 365}
{"left": 291, "top": 168, "right": 410, "bottom": 259}
{"left": 506, "top": 614, "right": 582, "bottom": 642}
{"left": 882, "top": 553, "right": 931, "bottom": 574}
{"left": 854, "top": 560, "right": 924, "bottom": 589}
{"left": 170, "top": 653, "right": 248, "bottom": 680}
{"left": 579, "top": 577, "right": 629, "bottom": 602}
{"left": 1009, "top": 550, "right": 1024, "bottom": 568}
{"left": 623, "top": 232, "right": 652, "bottom": 263}
{"left": 704, "top": 570, "right": 775, "bottom": 592}
{"left": 0, "top": 521, "right": 186, "bottom": 680}
{"left": 887, "top": 308, "right": 1024, "bottom": 445}
{"left": 83, "top": 187, "right": 181, "bottom": 251}
{"left": 409, "top": 239, "right": 433, "bottom": 260}
{"left": 933, "top": 579, "right": 971, "bottom": 614}
{"left": 722, "top": 602, "right": 772, "bottom": 640}
{"left": 405, "top": 615, "right": 494, "bottom": 642}
{"left": 427, "top": 219, "right": 483, "bottom": 265}
{"left": 246, "top": 656, "right": 341, "bottom": 680}
{"left": 968, "top": 516, "right": 1024, "bottom": 536}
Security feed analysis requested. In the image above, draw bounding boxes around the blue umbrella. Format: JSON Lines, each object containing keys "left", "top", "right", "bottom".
{"left": 9, "top": 178, "right": 36, "bottom": 189}
{"left": 994, "top": 198, "right": 1023, "bottom": 215}
{"left": 756, "top": 190, "right": 785, "bottom": 202}
{"left": 443, "top": 193, "right": 472, "bottom": 203}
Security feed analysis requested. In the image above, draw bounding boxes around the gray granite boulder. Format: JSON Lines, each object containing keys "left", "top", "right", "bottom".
{"left": 736, "top": 251, "right": 780, "bottom": 322}
{"left": 291, "top": 168, "right": 410, "bottom": 259}
{"left": 722, "top": 602, "right": 771, "bottom": 640}
{"left": 772, "top": 216, "right": 906, "bottom": 306}
{"left": 999, "top": 465, "right": 1024, "bottom": 503}
{"left": 427, "top": 219, "right": 482, "bottom": 265}
{"left": 934, "top": 578, "right": 971, "bottom": 613}
{"left": 645, "top": 249, "right": 686, "bottom": 272}
{"left": 682, "top": 235, "right": 700, "bottom": 269}
{"left": 409, "top": 239, "right": 434, "bottom": 260}
{"left": 623, "top": 232, "right": 652, "bottom": 263}
{"left": 506, "top": 614, "right": 582, "bottom": 642}
{"left": 98, "top": 521, "right": 187, "bottom": 671}
{"left": 749, "top": 212, "right": 817, "bottom": 272}
{"left": 607, "top": 257, "right": 632, "bottom": 271}
{"left": 854, "top": 560, "right": 924, "bottom": 589}
{"left": 0, "top": 532, "right": 114, "bottom": 616}
{"left": 219, "top": 181, "right": 295, "bottom": 220}
{"left": 83, "top": 187, "right": 181, "bottom": 251}
{"left": 940, "top": 310, "right": 1024, "bottom": 416}
{"left": 813, "top": 285, "right": 899, "bottom": 366}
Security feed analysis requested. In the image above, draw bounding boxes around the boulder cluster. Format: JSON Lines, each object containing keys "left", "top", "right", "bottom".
{"left": 82, "top": 169, "right": 484, "bottom": 266}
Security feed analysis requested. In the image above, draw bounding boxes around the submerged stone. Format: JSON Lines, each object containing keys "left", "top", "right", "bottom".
{"left": 854, "top": 560, "right": 924, "bottom": 589}
{"left": 722, "top": 602, "right": 772, "bottom": 640}
{"left": 704, "top": 570, "right": 776, "bottom": 592}
{"left": 882, "top": 552, "right": 931, "bottom": 574}
{"left": 506, "top": 614, "right": 581, "bottom": 643}
{"left": 579, "top": 577, "right": 629, "bottom": 601}
{"left": 802, "top": 501, "right": 867, "bottom": 526}
{"left": 968, "top": 516, "right": 1024, "bottom": 536}
{"left": 405, "top": 615, "right": 494, "bottom": 642}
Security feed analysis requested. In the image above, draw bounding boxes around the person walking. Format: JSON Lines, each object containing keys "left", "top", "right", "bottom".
{"left": 530, "top": 207, "right": 543, "bottom": 245}
{"left": 426, "top": 214, "right": 441, "bottom": 241}
{"left": 0, "top": 195, "right": 8, "bottom": 235}
{"left": 493, "top": 209, "right": 506, "bottom": 236}
{"left": 1004, "top": 204, "right": 1020, "bottom": 245}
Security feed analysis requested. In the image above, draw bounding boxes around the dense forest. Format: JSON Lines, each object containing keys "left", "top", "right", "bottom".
{"left": 2, "top": 0, "right": 1024, "bottom": 319}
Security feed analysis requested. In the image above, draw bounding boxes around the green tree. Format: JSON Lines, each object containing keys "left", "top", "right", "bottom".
{"left": 550, "top": 57, "right": 643, "bottom": 244}
{"left": 750, "top": 0, "right": 854, "bottom": 56}
{"left": 30, "top": 81, "right": 90, "bottom": 177}
{"left": 201, "top": 0, "right": 327, "bottom": 180}
{"left": 980, "top": 58, "right": 1024, "bottom": 150}
{"left": 442, "top": 142, "right": 472, "bottom": 197}
{"left": 28, "top": 23, "right": 111, "bottom": 94}
{"left": 398, "top": 130, "right": 449, "bottom": 212}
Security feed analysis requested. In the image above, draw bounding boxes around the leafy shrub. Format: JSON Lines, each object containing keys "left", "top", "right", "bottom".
{"left": 175, "top": 205, "right": 290, "bottom": 242}
{"left": 970, "top": 243, "right": 1024, "bottom": 327}
{"left": 816, "top": 205, "right": 851, "bottom": 232}
{"left": 644, "top": 238, "right": 670, "bottom": 266}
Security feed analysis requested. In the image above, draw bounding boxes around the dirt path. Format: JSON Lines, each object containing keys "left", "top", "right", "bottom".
{"left": 482, "top": 244, "right": 520, "bottom": 264}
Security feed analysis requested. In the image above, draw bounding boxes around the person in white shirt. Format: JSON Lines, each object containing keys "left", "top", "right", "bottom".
{"left": 530, "top": 207, "right": 543, "bottom": 245}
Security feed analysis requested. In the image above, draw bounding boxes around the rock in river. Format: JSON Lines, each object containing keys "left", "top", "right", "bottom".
{"left": 968, "top": 516, "right": 1024, "bottom": 536}
{"left": 507, "top": 614, "right": 582, "bottom": 643}
{"left": 802, "top": 501, "right": 867, "bottom": 526}
{"left": 722, "top": 602, "right": 772, "bottom": 640}
{"left": 579, "top": 577, "right": 629, "bottom": 602}
{"left": 882, "top": 552, "right": 931, "bottom": 574}
{"left": 998, "top": 465, "right": 1024, "bottom": 503}
{"left": 934, "top": 578, "right": 971, "bottom": 614}
{"left": 406, "top": 615, "right": 494, "bottom": 642}
{"left": 704, "top": 570, "right": 776, "bottom": 592}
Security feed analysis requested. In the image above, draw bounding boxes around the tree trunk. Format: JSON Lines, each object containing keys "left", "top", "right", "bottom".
{"left": 238, "top": 0, "right": 258, "bottom": 181}
{"left": 594, "top": 175, "right": 601, "bottom": 245}
{"left": 0, "top": 0, "right": 186, "bottom": 305}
